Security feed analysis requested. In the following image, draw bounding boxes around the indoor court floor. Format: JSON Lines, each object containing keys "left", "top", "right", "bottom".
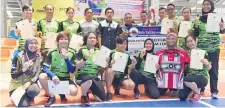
{"left": 0, "top": 66, "right": 225, "bottom": 107}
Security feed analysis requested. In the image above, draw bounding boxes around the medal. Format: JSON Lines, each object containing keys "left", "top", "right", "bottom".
{"left": 28, "top": 60, "right": 33, "bottom": 66}
{"left": 90, "top": 49, "right": 94, "bottom": 54}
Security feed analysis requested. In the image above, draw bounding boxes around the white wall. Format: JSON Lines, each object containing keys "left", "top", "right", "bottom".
{"left": 0, "top": 0, "right": 6, "bottom": 38}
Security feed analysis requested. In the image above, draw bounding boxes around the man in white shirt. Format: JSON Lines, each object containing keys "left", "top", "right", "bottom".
{"left": 79, "top": 8, "right": 99, "bottom": 36}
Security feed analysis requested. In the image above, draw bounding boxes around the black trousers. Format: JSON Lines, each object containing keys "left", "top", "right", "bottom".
{"left": 201, "top": 50, "right": 220, "bottom": 94}
{"left": 130, "top": 69, "right": 160, "bottom": 99}
{"left": 77, "top": 74, "right": 106, "bottom": 101}
{"left": 178, "top": 75, "right": 208, "bottom": 101}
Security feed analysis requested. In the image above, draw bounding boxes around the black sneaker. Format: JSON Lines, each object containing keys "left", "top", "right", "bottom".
{"left": 114, "top": 89, "right": 120, "bottom": 96}
{"left": 59, "top": 94, "right": 67, "bottom": 102}
{"left": 81, "top": 96, "right": 89, "bottom": 106}
{"left": 113, "top": 85, "right": 120, "bottom": 96}
{"left": 45, "top": 96, "right": 56, "bottom": 107}
{"left": 106, "top": 93, "right": 113, "bottom": 101}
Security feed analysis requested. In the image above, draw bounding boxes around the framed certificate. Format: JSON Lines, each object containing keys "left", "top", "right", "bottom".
{"left": 178, "top": 21, "right": 192, "bottom": 37}
{"left": 206, "top": 13, "right": 221, "bottom": 33}
{"left": 144, "top": 54, "right": 159, "bottom": 73}
{"left": 48, "top": 80, "right": 70, "bottom": 94}
{"left": 161, "top": 18, "right": 173, "bottom": 34}
{"left": 94, "top": 46, "right": 111, "bottom": 68}
{"left": 190, "top": 49, "right": 206, "bottom": 69}
{"left": 45, "top": 32, "right": 57, "bottom": 49}
{"left": 111, "top": 52, "right": 129, "bottom": 72}
{"left": 69, "top": 34, "right": 83, "bottom": 50}
{"left": 16, "top": 19, "right": 33, "bottom": 39}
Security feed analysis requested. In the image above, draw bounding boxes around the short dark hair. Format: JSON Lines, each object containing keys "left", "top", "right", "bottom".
{"left": 140, "top": 11, "right": 148, "bottom": 15}
{"left": 124, "top": 13, "right": 132, "bottom": 17}
{"left": 44, "top": 4, "right": 54, "bottom": 10}
{"left": 182, "top": 7, "right": 191, "bottom": 14}
{"left": 159, "top": 7, "right": 166, "bottom": 11}
{"left": 83, "top": 32, "right": 97, "bottom": 45}
{"left": 84, "top": 8, "right": 93, "bottom": 15}
{"left": 167, "top": 3, "right": 175, "bottom": 8}
{"left": 105, "top": 7, "right": 114, "bottom": 14}
{"left": 22, "top": 5, "right": 34, "bottom": 12}
{"left": 116, "top": 37, "right": 127, "bottom": 44}
{"left": 66, "top": 7, "right": 74, "bottom": 13}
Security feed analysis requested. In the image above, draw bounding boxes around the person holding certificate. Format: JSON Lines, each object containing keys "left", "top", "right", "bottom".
{"left": 9, "top": 37, "right": 41, "bottom": 107}
{"left": 39, "top": 32, "right": 77, "bottom": 107}
{"left": 156, "top": 31, "right": 190, "bottom": 97}
{"left": 192, "top": 0, "right": 225, "bottom": 99}
{"left": 178, "top": 35, "right": 211, "bottom": 102}
{"left": 58, "top": 7, "right": 82, "bottom": 37}
{"left": 164, "top": 3, "right": 181, "bottom": 33}
{"left": 15, "top": 5, "right": 38, "bottom": 53}
{"left": 178, "top": 8, "right": 192, "bottom": 49}
{"left": 37, "top": 4, "right": 60, "bottom": 62}
{"left": 75, "top": 32, "right": 106, "bottom": 106}
{"left": 105, "top": 37, "right": 137, "bottom": 101}
{"left": 131, "top": 38, "right": 160, "bottom": 99}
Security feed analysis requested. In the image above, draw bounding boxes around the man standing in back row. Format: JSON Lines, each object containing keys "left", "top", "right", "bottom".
{"left": 97, "top": 7, "right": 120, "bottom": 50}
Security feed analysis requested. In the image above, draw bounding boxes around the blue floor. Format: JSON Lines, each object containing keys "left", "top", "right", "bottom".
{"left": 50, "top": 98, "right": 225, "bottom": 107}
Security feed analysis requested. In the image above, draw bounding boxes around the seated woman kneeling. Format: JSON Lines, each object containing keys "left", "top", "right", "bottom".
{"left": 75, "top": 32, "right": 106, "bottom": 106}
{"left": 9, "top": 37, "right": 41, "bottom": 107}
{"left": 178, "top": 35, "right": 211, "bottom": 102}
{"left": 39, "top": 32, "right": 78, "bottom": 107}
{"left": 105, "top": 37, "right": 137, "bottom": 101}
{"left": 131, "top": 38, "right": 160, "bottom": 99}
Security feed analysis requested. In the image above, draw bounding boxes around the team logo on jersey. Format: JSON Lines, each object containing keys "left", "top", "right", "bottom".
{"left": 161, "top": 63, "right": 182, "bottom": 73}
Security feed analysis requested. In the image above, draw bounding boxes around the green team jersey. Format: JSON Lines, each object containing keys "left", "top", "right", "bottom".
{"left": 17, "top": 19, "right": 38, "bottom": 51}
{"left": 75, "top": 46, "right": 99, "bottom": 77}
{"left": 37, "top": 18, "right": 60, "bottom": 49}
{"left": 44, "top": 48, "right": 76, "bottom": 79}
{"left": 192, "top": 20, "right": 220, "bottom": 53}
{"left": 135, "top": 52, "right": 155, "bottom": 78}
{"left": 59, "top": 20, "right": 81, "bottom": 37}
{"left": 109, "top": 49, "right": 132, "bottom": 77}
{"left": 186, "top": 49, "right": 209, "bottom": 79}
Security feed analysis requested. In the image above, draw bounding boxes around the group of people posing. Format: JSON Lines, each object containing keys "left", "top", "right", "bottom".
{"left": 9, "top": 0, "right": 224, "bottom": 107}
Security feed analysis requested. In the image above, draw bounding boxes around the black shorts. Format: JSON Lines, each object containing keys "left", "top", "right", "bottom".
{"left": 184, "top": 75, "right": 208, "bottom": 88}
{"left": 113, "top": 75, "right": 129, "bottom": 87}
{"left": 76, "top": 74, "right": 106, "bottom": 101}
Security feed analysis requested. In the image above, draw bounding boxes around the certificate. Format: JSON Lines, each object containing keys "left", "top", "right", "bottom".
{"left": 190, "top": 49, "right": 206, "bottom": 69}
{"left": 178, "top": 21, "right": 192, "bottom": 37}
{"left": 111, "top": 52, "right": 129, "bottom": 72}
{"left": 48, "top": 80, "right": 69, "bottom": 94}
{"left": 94, "top": 46, "right": 111, "bottom": 68}
{"left": 161, "top": 18, "right": 173, "bottom": 34}
{"left": 69, "top": 34, "right": 83, "bottom": 50}
{"left": 206, "top": 13, "right": 221, "bottom": 33}
{"left": 11, "top": 86, "right": 26, "bottom": 106}
{"left": 45, "top": 32, "right": 57, "bottom": 49}
{"left": 144, "top": 54, "right": 159, "bottom": 73}
{"left": 16, "top": 19, "right": 33, "bottom": 39}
